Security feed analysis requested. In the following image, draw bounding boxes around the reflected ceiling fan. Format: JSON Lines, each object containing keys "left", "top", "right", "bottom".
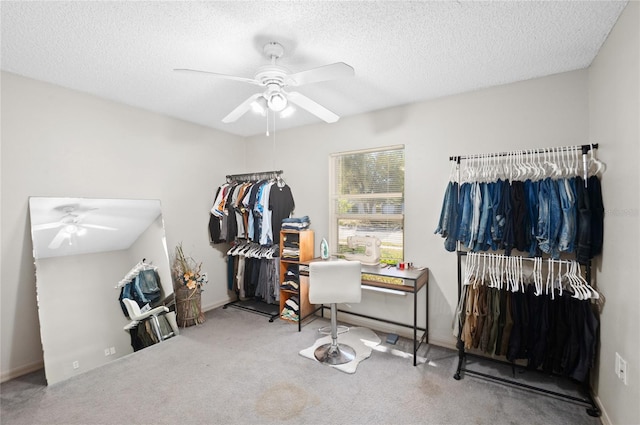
{"left": 32, "top": 205, "right": 116, "bottom": 249}
{"left": 175, "top": 42, "right": 355, "bottom": 123}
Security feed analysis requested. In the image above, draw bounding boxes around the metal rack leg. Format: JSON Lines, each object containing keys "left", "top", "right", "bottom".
{"left": 584, "top": 380, "right": 602, "bottom": 417}
{"left": 454, "top": 338, "right": 465, "bottom": 380}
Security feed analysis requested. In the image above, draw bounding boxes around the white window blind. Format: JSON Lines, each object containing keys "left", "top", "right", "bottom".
{"left": 329, "top": 145, "right": 405, "bottom": 263}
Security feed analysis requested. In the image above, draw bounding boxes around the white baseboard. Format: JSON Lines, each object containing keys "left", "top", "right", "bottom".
{"left": 1, "top": 360, "right": 44, "bottom": 383}
{"left": 202, "top": 298, "right": 233, "bottom": 312}
{"left": 593, "top": 394, "right": 610, "bottom": 425}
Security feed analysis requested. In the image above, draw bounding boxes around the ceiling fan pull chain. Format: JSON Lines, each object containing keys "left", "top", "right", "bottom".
{"left": 266, "top": 109, "right": 270, "bottom": 136}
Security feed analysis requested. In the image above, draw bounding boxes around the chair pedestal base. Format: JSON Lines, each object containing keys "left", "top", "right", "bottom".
{"left": 314, "top": 342, "right": 356, "bottom": 365}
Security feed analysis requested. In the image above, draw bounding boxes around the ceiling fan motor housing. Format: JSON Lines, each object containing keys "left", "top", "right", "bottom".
{"left": 256, "top": 60, "right": 289, "bottom": 111}
{"left": 263, "top": 42, "right": 284, "bottom": 60}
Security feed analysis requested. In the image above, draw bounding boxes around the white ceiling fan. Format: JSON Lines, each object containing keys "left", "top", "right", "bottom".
{"left": 32, "top": 205, "right": 116, "bottom": 249}
{"left": 175, "top": 41, "right": 355, "bottom": 124}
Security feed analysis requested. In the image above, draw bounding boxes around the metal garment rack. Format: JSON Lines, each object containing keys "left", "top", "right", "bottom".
{"left": 221, "top": 169, "right": 284, "bottom": 322}
{"left": 225, "top": 170, "right": 283, "bottom": 182}
{"left": 450, "top": 144, "right": 602, "bottom": 417}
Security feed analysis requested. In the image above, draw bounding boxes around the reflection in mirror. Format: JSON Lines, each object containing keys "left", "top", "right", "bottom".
{"left": 29, "top": 197, "right": 174, "bottom": 385}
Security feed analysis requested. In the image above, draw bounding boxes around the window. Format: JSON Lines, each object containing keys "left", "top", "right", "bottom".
{"left": 329, "top": 145, "right": 405, "bottom": 264}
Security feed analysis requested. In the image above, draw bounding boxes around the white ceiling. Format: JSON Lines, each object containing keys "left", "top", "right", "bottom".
{"left": 1, "top": 1, "right": 628, "bottom": 137}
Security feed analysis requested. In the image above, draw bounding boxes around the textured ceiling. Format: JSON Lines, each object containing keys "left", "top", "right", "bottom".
{"left": 1, "top": 1, "right": 628, "bottom": 137}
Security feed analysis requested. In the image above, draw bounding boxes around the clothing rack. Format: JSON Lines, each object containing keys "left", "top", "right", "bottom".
{"left": 449, "top": 143, "right": 598, "bottom": 163}
{"left": 449, "top": 144, "right": 602, "bottom": 418}
{"left": 222, "top": 244, "right": 280, "bottom": 322}
{"left": 449, "top": 144, "right": 600, "bottom": 186}
{"left": 226, "top": 170, "right": 283, "bottom": 182}
{"left": 220, "top": 170, "right": 285, "bottom": 322}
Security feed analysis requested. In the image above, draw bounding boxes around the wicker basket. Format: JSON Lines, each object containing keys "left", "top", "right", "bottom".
{"left": 175, "top": 286, "right": 205, "bottom": 327}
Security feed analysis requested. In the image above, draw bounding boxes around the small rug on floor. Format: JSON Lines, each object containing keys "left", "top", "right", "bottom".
{"left": 299, "top": 327, "right": 381, "bottom": 373}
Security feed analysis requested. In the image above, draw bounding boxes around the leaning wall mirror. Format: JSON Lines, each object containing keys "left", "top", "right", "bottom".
{"left": 28, "top": 197, "right": 174, "bottom": 385}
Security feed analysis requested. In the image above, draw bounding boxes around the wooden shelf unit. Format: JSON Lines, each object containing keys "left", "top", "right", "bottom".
{"left": 279, "top": 229, "right": 314, "bottom": 323}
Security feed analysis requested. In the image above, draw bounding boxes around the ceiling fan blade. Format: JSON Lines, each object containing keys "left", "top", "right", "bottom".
{"left": 287, "top": 62, "right": 354, "bottom": 86}
{"left": 287, "top": 91, "right": 340, "bottom": 123}
{"left": 48, "top": 229, "right": 69, "bottom": 249}
{"left": 174, "top": 69, "right": 262, "bottom": 86}
{"left": 82, "top": 224, "right": 117, "bottom": 231}
{"left": 222, "top": 93, "right": 264, "bottom": 123}
{"left": 33, "top": 222, "right": 63, "bottom": 231}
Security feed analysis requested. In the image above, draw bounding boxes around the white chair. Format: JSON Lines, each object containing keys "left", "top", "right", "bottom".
{"left": 122, "top": 298, "right": 171, "bottom": 343}
{"left": 308, "top": 260, "right": 362, "bottom": 365}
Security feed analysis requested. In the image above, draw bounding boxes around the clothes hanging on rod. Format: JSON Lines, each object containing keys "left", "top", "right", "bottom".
{"left": 226, "top": 241, "right": 280, "bottom": 304}
{"left": 435, "top": 145, "right": 604, "bottom": 263}
{"left": 209, "top": 170, "right": 295, "bottom": 245}
{"left": 117, "top": 259, "right": 157, "bottom": 288}
{"left": 116, "top": 259, "right": 163, "bottom": 315}
{"left": 454, "top": 252, "right": 599, "bottom": 383}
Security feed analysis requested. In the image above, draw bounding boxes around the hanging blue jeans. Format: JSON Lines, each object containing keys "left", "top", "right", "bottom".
{"left": 434, "top": 181, "right": 460, "bottom": 252}
{"left": 490, "top": 179, "right": 505, "bottom": 250}
{"left": 435, "top": 181, "right": 454, "bottom": 236}
{"left": 445, "top": 182, "right": 460, "bottom": 252}
{"left": 537, "top": 178, "right": 561, "bottom": 258}
{"left": 525, "top": 179, "right": 540, "bottom": 256}
{"left": 557, "top": 178, "right": 576, "bottom": 253}
{"left": 473, "top": 182, "right": 492, "bottom": 252}
{"left": 501, "top": 181, "right": 514, "bottom": 255}
{"left": 536, "top": 178, "right": 551, "bottom": 255}
{"left": 457, "top": 183, "right": 473, "bottom": 247}
{"left": 467, "top": 182, "right": 482, "bottom": 249}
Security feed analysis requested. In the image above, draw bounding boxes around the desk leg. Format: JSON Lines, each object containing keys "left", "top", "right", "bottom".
{"left": 413, "top": 287, "right": 418, "bottom": 366}
{"left": 425, "top": 279, "right": 429, "bottom": 347}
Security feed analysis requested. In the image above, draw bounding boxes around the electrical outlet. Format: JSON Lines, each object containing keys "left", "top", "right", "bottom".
{"left": 616, "top": 352, "right": 628, "bottom": 385}
{"left": 109, "top": 347, "right": 116, "bottom": 355}
{"left": 72, "top": 361, "right": 79, "bottom": 369}
{"left": 104, "top": 348, "right": 110, "bottom": 356}
{"left": 619, "top": 356, "right": 628, "bottom": 385}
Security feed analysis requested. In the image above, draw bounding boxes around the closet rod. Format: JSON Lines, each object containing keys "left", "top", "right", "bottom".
{"left": 459, "top": 250, "right": 584, "bottom": 266}
{"left": 226, "top": 170, "right": 283, "bottom": 182}
{"left": 449, "top": 143, "right": 598, "bottom": 163}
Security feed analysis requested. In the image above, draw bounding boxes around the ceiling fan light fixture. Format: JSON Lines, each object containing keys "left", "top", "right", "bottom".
{"left": 64, "top": 224, "right": 78, "bottom": 234}
{"left": 279, "top": 105, "right": 295, "bottom": 118}
{"left": 250, "top": 98, "right": 267, "bottom": 116}
{"left": 267, "top": 92, "right": 287, "bottom": 112}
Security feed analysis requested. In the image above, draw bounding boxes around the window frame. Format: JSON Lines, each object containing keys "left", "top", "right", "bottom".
{"left": 329, "top": 144, "right": 405, "bottom": 263}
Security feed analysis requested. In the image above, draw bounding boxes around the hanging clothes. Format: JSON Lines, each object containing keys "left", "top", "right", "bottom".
{"left": 454, "top": 256, "right": 599, "bottom": 382}
{"left": 226, "top": 241, "right": 280, "bottom": 304}
{"left": 117, "top": 261, "right": 163, "bottom": 315}
{"left": 435, "top": 150, "right": 604, "bottom": 263}
{"left": 209, "top": 175, "right": 296, "bottom": 245}
{"left": 269, "top": 181, "right": 295, "bottom": 245}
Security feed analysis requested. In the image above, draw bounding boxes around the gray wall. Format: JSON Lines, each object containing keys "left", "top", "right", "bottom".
{"left": 245, "top": 69, "right": 589, "bottom": 346}
{"left": 588, "top": 2, "right": 639, "bottom": 424}
{"left": 1, "top": 3, "right": 637, "bottom": 422}
{"left": 1, "top": 73, "right": 245, "bottom": 380}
